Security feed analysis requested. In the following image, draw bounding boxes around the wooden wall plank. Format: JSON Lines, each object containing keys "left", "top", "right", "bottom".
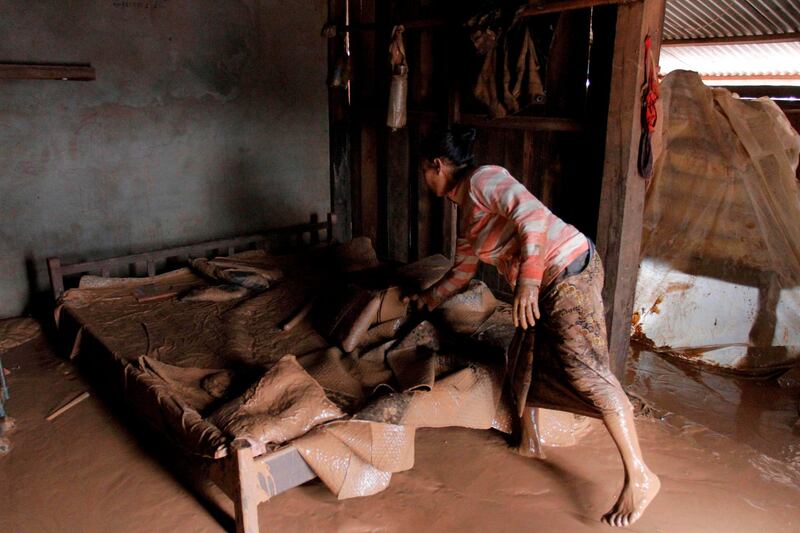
{"left": 545, "top": 10, "right": 591, "bottom": 116}
{"left": 595, "top": 0, "right": 667, "bottom": 376}
{"left": 386, "top": 128, "right": 410, "bottom": 262}
{"left": 0, "top": 63, "right": 95, "bottom": 81}
{"left": 328, "top": 0, "right": 353, "bottom": 242}
{"left": 352, "top": 0, "right": 379, "bottom": 243}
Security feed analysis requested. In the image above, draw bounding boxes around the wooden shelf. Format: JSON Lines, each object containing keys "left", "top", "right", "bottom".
{"left": 407, "top": 109, "right": 585, "bottom": 132}
{"left": 458, "top": 113, "right": 585, "bottom": 132}
{"left": 0, "top": 63, "right": 95, "bottom": 81}
{"left": 519, "top": 0, "right": 640, "bottom": 17}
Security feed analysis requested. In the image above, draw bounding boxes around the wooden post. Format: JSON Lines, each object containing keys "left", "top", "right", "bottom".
{"left": 326, "top": 212, "right": 337, "bottom": 243}
{"left": 595, "top": 0, "right": 666, "bottom": 377}
{"left": 328, "top": 0, "right": 353, "bottom": 243}
{"left": 309, "top": 213, "right": 320, "bottom": 245}
{"left": 231, "top": 439, "right": 259, "bottom": 533}
{"left": 47, "top": 257, "right": 64, "bottom": 299}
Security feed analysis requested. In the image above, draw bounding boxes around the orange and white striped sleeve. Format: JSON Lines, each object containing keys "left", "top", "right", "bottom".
{"left": 469, "top": 168, "right": 547, "bottom": 287}
{"left": 421, "top": 238, "right": 479, "bottom": 309}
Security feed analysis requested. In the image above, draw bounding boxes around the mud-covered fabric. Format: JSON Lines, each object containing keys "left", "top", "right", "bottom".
{"left": 509, "top": 252, "right": 624, "bottom": 418}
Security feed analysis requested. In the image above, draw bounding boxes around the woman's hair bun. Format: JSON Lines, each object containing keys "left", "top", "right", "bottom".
{"left": 420, "top": 124, "right": 477, "bottom": 167}
{"left": 457, "top": 126, "right": 477, "bottom": 144}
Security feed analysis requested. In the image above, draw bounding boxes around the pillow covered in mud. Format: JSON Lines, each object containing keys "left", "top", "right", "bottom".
{"left": 332, "top": 236, "right": 380, "bottom": 273}
{"left": 435, "top": 279, "right": 500, "bottom": 335}
{"left": 191, "top": 250, "right": 283, "bottom": 291}
{"left": 313, "top": 285, "right": 408, "bottom": 352}
{"left": 180, "top": 284, "right": 250, "bottom": 302}
{"left": 208, "top": 355, "right": 345, "bottom": 455}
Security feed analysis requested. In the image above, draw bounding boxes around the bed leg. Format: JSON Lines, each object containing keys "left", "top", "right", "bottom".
{"left": 232, "top": 439, "right": 260, "bottom": 533}
{"left": 47, "top": 257, "right": 65, "bottom": 300}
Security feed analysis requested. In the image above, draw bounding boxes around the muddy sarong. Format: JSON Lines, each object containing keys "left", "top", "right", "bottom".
{"left": 508, "top": 252, "right": 624, "bottom": 418}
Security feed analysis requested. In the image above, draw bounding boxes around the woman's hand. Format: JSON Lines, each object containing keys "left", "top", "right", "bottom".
{"left": 403, "top": 291, "right": 432, "bottom": 313}
{"left": 513, "top": 280, "right": 540, "bottom": 330}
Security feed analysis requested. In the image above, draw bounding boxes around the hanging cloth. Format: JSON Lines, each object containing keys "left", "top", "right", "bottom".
{"left": 637, "top": 36, "right": 660, "bottom": 179}
{"left": 387, "top": 25, "right": 408, "bottom": 131}
{"left": 473, "top": 19, "right": 545, "bottom": 118}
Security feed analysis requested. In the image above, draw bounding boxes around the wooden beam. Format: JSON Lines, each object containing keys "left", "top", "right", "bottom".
{"left": 340, "top": 18, "right": 448, "bottom": 33}
{"left": 595, "top": 0, "right": 666, "bottom": 377}
{"left": 0, "top": 63, "right": 95, "bottom": 81}
{"left": 328, "top": 0, "right": 353, "bottom": 243}
{"left": 386, "top": 128, "right": 410, "bottom": 262}
{"left": 518, "top": 0, "right": 640, "bottom": 18}
{"left": 663, "top": 32, "right": 800, "bottom": 47}
{"left": 722, "top": 85, "right": 800, "bottom": 99}
{"left": 700, "top": 74, "right": 800, "bottom": 83}
{"left": 457, "top": 114, "right": 585, "bottom": 132}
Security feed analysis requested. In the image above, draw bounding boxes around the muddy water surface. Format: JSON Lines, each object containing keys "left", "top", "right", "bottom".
{"left": 1, "top": 338, "right": 798, "bottom": 532}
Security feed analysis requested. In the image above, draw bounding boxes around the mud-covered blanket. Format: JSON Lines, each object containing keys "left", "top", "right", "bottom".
{"left": 57, "top": 244, "right": 593, "bottom": 499}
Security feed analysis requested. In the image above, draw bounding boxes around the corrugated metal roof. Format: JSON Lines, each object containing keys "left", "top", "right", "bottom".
{"left": 664, "top": 0, "right": 800, "bottom": 41}
{"left": 660, "top": 41, "right": 800, "bottom": 82}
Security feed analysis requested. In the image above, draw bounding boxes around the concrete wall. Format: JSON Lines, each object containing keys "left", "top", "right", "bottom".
{"left": 0, "top": 0, "right": 330, "bottom": 318}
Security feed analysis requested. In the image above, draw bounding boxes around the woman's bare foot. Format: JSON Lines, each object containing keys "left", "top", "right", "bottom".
{"left": 602, "top": 467, "right": 661, "bottom": 527}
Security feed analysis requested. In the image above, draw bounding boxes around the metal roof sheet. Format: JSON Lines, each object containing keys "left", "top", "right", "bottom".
{"left": 660, "top": 41, "right": 800, "bottom": 81}
{"left": 664, "top": 0, "right": 800, "bottom": 41}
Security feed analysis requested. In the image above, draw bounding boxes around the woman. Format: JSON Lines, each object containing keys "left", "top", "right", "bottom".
{"left": 413, "top": 126, "right": 660, "bottom": 528}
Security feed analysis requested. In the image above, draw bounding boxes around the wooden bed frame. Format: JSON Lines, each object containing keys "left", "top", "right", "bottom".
{"left": 47, "top": 214, "right": 336, "bottom": 533}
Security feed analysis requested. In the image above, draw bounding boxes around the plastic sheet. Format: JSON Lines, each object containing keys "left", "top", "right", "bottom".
{"left": 209, "top": 355, "right": 345, "bottom": 456}
{"left": 633, "top": 71, "right": 800, "bottom": 373}
{"left": 56, "top": 244, "right": 596, "bottom": 499}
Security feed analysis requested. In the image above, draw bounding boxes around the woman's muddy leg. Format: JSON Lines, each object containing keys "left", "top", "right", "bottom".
{"left": 586, "top": 377, "right": 660, "bottom": 528}
{"left": 516, "top": 405, "right": 546, "bottom": 459}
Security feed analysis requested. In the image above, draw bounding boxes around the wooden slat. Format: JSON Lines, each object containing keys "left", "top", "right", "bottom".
{"left": 0, "top": 63, "right": 95, "bottom": 81}
{"left": 544, "top": 8, "right": 592, "bottom": 116}
{"left": 386, "top": 128, "right": 410, "bottom": 262}
{"left": 519, "top": 0, "right": 640, "bottom": 18}
{"left": 47, "top": 217, "right": 331, "bottom": 298}
{"left": 255, "top": 445, "right": 316, "bottom": 495}
{"left": 329, "top": 0, "right": 353, "bottom": 243}
{"left": 47, "top": 258, "right": 65, "bottom": 299}
{"left": 341, "top": 18, "right": 449, "bottom": 33}
{"left": 457, "top": 114, "right": 585, "bottom": 132}
{"left": 595, "top": 0, "right": 667, "bottom": 377}
{"left": 57, "top": 235, "right": 268, "bottom": 276}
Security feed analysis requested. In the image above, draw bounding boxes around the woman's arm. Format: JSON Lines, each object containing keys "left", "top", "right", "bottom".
{"left": 418, "top": 238, "right": 479, "bottom": 310}
{"left": 469, "top": 168, "right": 547, "bottom": 287}
{"left": 469, "top": 168, "right": 546, "bottom": 328}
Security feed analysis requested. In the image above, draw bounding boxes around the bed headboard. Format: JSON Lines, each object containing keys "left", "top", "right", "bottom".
{"left": 47, "top": 213, "right": 336, "bottom": 300}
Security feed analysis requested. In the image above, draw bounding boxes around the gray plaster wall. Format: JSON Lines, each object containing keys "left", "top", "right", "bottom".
{"left": 0, "top": 0, "right": 330, "bottom": 318}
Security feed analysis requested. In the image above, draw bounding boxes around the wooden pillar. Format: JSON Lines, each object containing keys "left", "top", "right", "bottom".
{"left": 595, "top": 0, "right": 666, "bottom": 377}
{"left": 328, "top": 0, "right": 353, "bottom": 243}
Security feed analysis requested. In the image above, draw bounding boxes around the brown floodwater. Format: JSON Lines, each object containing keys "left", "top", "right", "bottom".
{"left": 1, "top": 336, "right": 798, "bottom": 532}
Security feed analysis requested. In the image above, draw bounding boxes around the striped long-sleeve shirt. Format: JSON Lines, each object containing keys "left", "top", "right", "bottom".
{"left": 424, "top": 165, "right": 589, "bottom": 308}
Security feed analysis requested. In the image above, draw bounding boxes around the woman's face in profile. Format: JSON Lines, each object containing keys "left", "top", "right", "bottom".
{"left": 421, "top": 158, "right": 450, "bottom": 197}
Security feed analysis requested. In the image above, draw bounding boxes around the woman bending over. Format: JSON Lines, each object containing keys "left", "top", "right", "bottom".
{"left": 413, "top": 126, "right": 660, "bottom": 528}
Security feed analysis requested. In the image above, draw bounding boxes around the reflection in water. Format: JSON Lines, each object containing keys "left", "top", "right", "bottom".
{"left": 626, "top": 348, "right": 800, "bottom": 487}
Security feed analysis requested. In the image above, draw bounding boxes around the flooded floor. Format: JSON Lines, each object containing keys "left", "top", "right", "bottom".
{"left": 627, "top": 349, "right": 800, "bottom": 482}
{"left": 1, "top": 337, "right": 798, "bottom": 532}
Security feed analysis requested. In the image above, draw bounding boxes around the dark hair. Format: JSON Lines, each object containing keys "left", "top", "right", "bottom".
{"left": 420, "top": 125, "right": 477, "bottom": 167}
